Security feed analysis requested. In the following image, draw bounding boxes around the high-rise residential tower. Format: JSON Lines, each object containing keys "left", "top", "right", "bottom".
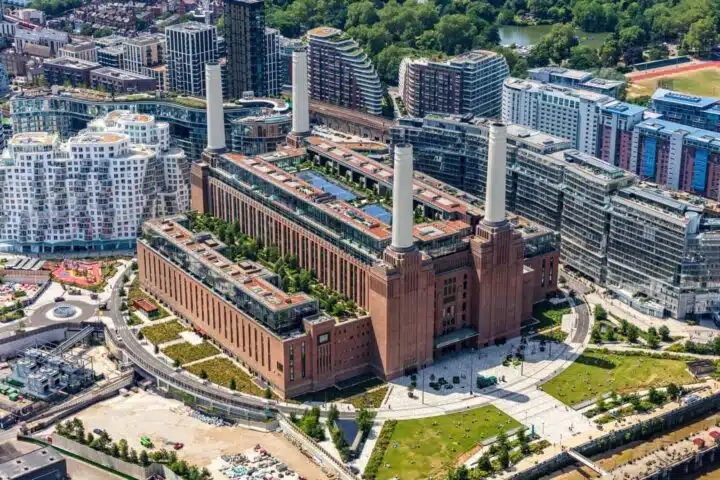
{"left": 166, "top": 22, "right": 218, "bottom": 97}
{"left": 225, "top": 0, "right": 266, "bottom": 98}
{"left": 398, "top": 51, "right": 509, "bottom": 118}
{"left": 307, "top": 27, "right": 383, "bottom": 115}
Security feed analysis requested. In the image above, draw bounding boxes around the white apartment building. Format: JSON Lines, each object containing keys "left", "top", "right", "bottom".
{"left": 0, "top": 111, "right": 189, "bottom": 254}
{"left": 165, "top": 22, "right": 218, "bottom": 97}
{"left": 502, "top": 77, "right": 614, "bottom": 156}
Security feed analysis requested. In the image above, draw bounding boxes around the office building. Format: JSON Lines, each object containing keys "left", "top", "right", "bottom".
{"left": 123, "top": 34, "right": 165, "bottom": 74}
{"left": 59, "top": 41, "right": 97, "bottom": 62}
{"left": 225, "top": 0, "right": 266, "bottom": 98}
{"left": 0, "top": 111, "right": 189, "bottom": 253}
{"left": 607, "top": 186, "right": 720, "bottom": 318}
{"left": 89, "top": 67, "right": 157, "bottom": 93}
{"left": 502, "top": 77, "right": 614, "bottom": 155}
{"left": 650, "top": 88, "right": 720, "bottom": 132}
{"left": 597, "top": 101, "right": 647, "bottom": 168}
{"left": 398, "top": 51, "right": 509, "bottom": 118}
{"left": 307, "top": 27, "right": 382, "bottom": 115}
{"left": 528, "top": 66, "right": 625, "bottom": 98}
{"left": 166, "top": 22, "right": 218, "bottom": 96}
{"left": 42, "top": 57, "right": 100, "bottom": 87}
{"left": 97, "top": 45, "right": 125, "bottom": 69}
{"left": 630, "top": 118, "right": 720, "bottom": 200}
{"left": 553, "top": 149, "right": 636, "bottom": 284}
{"left": 265, "top": 27, "right": 280, "bottom": 96}
{"left": 136, "top": 72, "right": 559, "bottom": 398}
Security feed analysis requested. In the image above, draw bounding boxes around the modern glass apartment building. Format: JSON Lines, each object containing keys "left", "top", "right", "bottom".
{"left": 225, "top": 0, "right": 266, "bottom": 98}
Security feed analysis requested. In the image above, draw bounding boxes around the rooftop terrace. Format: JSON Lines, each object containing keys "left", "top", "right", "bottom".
{"left": 145, "top": 218, "right": 315, "bottom": 312}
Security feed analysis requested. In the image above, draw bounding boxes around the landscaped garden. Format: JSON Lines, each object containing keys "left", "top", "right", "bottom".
{"left": 345, "top": 385, "right": 389, "bottom": 409}
{"left": 365, "top": 405, "right": 520, "bottom": 480}
{"left": 162, "top": 341, "right": 219, "bottom": 365}
{"left": 530, "top": 301, "right": 571, "bottom": 332}
{"left": 127, "top": 277, "right": 170, "bottom": 320}
{"left": 140, "top": 321, "right": 187, "bottom": 345}
{"left": 540, "top": 349, "right": 696, "bottom": 406}
{"left": 185, "top": 357, "right": 265, "bottom": 397}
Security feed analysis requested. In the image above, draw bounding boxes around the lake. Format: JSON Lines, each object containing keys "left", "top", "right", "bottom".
{"left": 498, "top": 25, "right": 611, "bottom": 49}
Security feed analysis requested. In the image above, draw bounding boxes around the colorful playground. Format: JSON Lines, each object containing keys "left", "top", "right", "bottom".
{"left": 51, "top": 260, "right": 106, "bottom": 288}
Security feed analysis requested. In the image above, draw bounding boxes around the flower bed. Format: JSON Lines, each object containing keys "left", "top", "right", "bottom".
{"left": 185, "top": 357, "right": 265, "bottom": 397}
{"left": 140, "top": 321, "right": 187, "bottom": 345}
{"left": 162, "top": 342, "right": 219, "bottom": 365}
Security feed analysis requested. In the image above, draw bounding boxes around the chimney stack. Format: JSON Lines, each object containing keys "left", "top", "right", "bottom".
{"left": 205, "top": 63, "right": 225, "bottom": 152}
{"left": 391, "top": 144, "right": 415, "bottom": 251}
{"left": 291, "top": 49, "right": 310, "bottom": 136}
{"left": 484, "top": 122, "right": 508, "bottom": 225}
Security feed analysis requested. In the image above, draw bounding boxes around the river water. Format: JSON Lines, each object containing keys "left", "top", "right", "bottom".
{"left": 498, "top": 25, "right": 611, "bottom": 49}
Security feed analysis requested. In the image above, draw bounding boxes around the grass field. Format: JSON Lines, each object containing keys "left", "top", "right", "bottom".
{"left": 531, "top": 301, "right": 571, "bottom": 332}
{"left": 628, "top": 68, "right": 720, "bottom": 99}
{"left": 140, "top": 320, "right": 187, "bottom": 345}
{"left": 373, "top": 405, "right": 520, "bottom": 480}
{"left": 186, "top": 357, "right": 265, "bottom": 397}
{"left": 540, "top": 350, "right": 695, "bottom": 406}
{"left": 162, "top": 341, "right": 219, "bottom": 365}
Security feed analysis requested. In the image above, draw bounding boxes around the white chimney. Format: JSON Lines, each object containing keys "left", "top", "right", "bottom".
{"left": 205, "top": 63, "right": 225, "bottom": 151}
{"left": 391, "top": 144, "right": 415, "bottom": 250}
{"left": 484, "top": 122, "right": 508, "bottom": 225}
{"left": 291, "top": 49, "right": 309, "bottom": 135}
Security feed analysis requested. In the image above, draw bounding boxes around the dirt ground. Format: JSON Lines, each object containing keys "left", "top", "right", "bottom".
{"left": 60, "top": 390, "right": 328, "bottom": 479}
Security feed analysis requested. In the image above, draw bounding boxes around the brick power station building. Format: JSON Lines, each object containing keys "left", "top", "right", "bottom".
{"left": 137, "top": 59, "right": 559, "bottom": 399}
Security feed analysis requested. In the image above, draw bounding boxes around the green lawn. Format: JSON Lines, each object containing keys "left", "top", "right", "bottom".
{"left": 540, "top": 350, "right": 695, "bottom": 406}
{"left": 186, "top": 357, "right": 265, "bottom": 397}
{"left": 162, "top": 341, "right": 219, "bottom": 365}
{"left": 629, "top": 68, "right": 720, "bottom": 98}
{"left": 346, "top": 385, "right": 389, "bottom": 409}
{"left": 531, "top": 301, "right": 571, "bottom": 331}
{"left": 140, "top": 321, "right": 187, "bottom": 345}
{"left": 373, "top": 405, "right": 520, "bottom": 480}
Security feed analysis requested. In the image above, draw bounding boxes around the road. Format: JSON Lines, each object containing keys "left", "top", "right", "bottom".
{"left": 106, "top": 271, "right": 307, "bottom": 419}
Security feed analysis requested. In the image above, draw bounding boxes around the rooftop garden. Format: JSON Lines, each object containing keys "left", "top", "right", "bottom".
{"left": 140, "top": 320, "right": 187, "bottom": 345}
{"left": 186, "top": 212, "right": 363, "bottom": 319}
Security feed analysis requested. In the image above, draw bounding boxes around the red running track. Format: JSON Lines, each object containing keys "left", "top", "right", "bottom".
{"left": 627, "top": 61, "right": 720, "bottom": 82}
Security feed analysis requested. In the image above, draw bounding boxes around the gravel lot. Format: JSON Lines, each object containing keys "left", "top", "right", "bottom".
{"left": 63, "top": 390, "right": 327, "bottom": 479}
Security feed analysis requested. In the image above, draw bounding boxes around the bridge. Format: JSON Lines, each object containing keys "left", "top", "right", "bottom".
{"left": 568, "top": 449, "right": 612, "bottom": 478}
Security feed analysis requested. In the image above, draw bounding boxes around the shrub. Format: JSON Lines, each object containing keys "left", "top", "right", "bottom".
{"left": 363, "top": 420, "right": 397, "bottom": 479}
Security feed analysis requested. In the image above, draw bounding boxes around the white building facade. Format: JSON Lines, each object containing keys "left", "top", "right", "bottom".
{"left": 0, "top": 111, "right": 189, "bottom": 253}
{"left": 502, "top": 77, "right": 614, "bottom": 156}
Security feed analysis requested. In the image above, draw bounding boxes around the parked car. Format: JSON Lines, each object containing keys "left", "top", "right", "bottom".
{"left": 173, "top": 443, "right": 184, "bottom": 450}
{"left": 54, "top": 297, "right": 65, "bottom": 302}
{"left": 93, "top": 428, "right": 103, "bottom": 435}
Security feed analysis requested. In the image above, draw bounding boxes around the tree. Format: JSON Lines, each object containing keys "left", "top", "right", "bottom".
{"left": 154, "top": 344, "right": 160, "bottom": 354}
{"left": 327, "top": 403, "right": 339, "bottom": 423}
{"left": 434, "top": 14, "right": 477, "bottom": 55}
{"left": 646, "top": 43, "right": 670, "bottom": 61}
{"left": 620, "top": 319, "right": 630, "bottom": 336}
{"left": 595, "top": 396, "right": 606, "bottom": 412}
{"left": 682, "top": 18, "right": 719, "bottom": 56}
{"left": 137, "top": 330, "right": 144, "bottom": 340}
{"left": 599, "top": 38, "right": 622, "bottom": 67}
{"left": 199, "top": 369, "right": 208, "bottom": 380}
{"left": 139, "top": 449, "right": 150, "bottom": 466}
{"left": 594, "top": 305, "right": 608, "bottom": 322}
{"left": 535, "top": 23, "right": 579, "bottom": 64}
{"left": 345, "top": 1, "right": 378, "bottom": 29}
{"left": 659, "top": 325, "right": 671, "bottom": 341}
{"left": 712, "top": 335, "right": 720, "bottom": 355}
{"left": 648, "top": 386, "right": 666, "bottom": 405}
{"left": 568, "top": 45, "right": 601, "bottom": 70}
{"left": 229, "top": 378, "right": 237, "bottom": 391}
{"left": 118, "top": 438, "right": 129, "bottom": 459}
{"left": 647, "top": 330, "right": 660, "bottom": 349}
{"left": 111, "top": 442, "right": 120, "bottom": 458}
{"left": 356, "top": 407, "right": 375, "bottom": 434}
{"left": 627, "top": 324, "right": 640, "bottom": 343}
{"left": 129, "top": 448, "right": 139, "bottom": 464}
{"left": 264, "top": 386, "right": 272, "bottom": 399}
{"left": 619, "top": 26, "right": 648, "bottom": 50}
{"left": 85, "top": 432, "right": 94, "bottom": 446}
{"left": 498, "top": 446, "right": 510, "bottom": 468}
{"left": 667, "top": 383, "right": 681, "bottom": 401}
{"left": 591, "top": 325, "right": 602, "bottom": 344}
{"left": 173, "top": 359, "right": 181, "bottom": 368}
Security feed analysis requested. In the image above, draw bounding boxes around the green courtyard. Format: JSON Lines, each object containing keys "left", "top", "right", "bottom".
{"left": 540, "top": 350, "right": 696, "bottom": 406}
{"left": 369, "top": 405, "right": 520, "bottom": 480}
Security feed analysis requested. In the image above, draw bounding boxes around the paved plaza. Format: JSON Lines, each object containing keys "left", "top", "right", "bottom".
{"left": 378, "top": 334, "right": 594, "bottom": 443}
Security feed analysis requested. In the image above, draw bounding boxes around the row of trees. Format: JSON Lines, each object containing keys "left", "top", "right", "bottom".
{"left": 55, "top": 418, "right": 212, "bottom": 480}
